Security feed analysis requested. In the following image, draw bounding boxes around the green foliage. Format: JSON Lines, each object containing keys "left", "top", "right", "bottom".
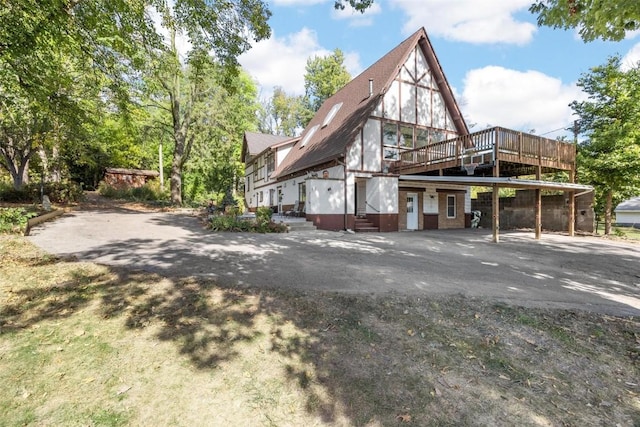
{"left": 0, "top": 207, "right": 37, "bottom": 234}
{"left": 573, "top": 56, "right": 640, "bottom": 227}
{"left": 208, "top": 210, "right": 287, "bottom": 233}
{"left": 304, "top": 49, "right": 352, "bottom": 114}
{"left": 0, "top": 181, "right": 84, "bottom": 204}
{"left": 97, "top": 181, "right": 168, "bottom": 202}
{"left": 333, "top": 0, "right": 375, "bottom": 12}
{"left": 258, "top": 87, "right": 307, "bottom": 136}
{"left": 530, "top": 0, "right": 640, "bottom": 42}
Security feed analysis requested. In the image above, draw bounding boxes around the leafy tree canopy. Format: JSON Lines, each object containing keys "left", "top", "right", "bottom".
{"left": 304, "top": 48, "right": 351, "bottom": 114}
{"left": 530, "top": 0, "right": 640, "bottom": 41}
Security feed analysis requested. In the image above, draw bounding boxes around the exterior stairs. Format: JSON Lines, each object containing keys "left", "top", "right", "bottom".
{"left": 354, "top": 216, "right": 379, "bottom": 232}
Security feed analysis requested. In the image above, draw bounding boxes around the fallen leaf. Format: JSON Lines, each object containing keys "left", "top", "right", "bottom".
{"left": 116, "top": 385, "right": 131, "bottom": 396}
{"left": 407, "top": 329, "right": 415, "bottom": 337}
{"left": 396, "top": 414, "right": 412, "bottom": 422}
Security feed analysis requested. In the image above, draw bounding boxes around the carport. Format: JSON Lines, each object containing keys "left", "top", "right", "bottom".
{"left": 400, "top": 175, "right": 594, "bottom": 243}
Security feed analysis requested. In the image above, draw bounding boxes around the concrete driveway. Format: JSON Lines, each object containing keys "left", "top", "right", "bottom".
{"left": 27, "top": 207, "right": 640, "bottom": 316}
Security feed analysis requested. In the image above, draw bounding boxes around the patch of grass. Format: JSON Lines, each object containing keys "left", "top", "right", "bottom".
{"left": 613, "top": 225, "right": 640, "bottom": 240}
{"left": 1, "top": 235, "right": 639, "bottom": 426}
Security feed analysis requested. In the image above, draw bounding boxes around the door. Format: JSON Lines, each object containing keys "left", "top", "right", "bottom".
{"left": 406, "top": 193, "right": 418, "bottom": 230}
{"left": 356, "top": 180, "right": 367, "bottom": 216}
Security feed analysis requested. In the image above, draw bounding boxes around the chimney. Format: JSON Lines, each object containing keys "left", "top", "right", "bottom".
{"left": 368, "top": 78, "right": 374, "bottom": 97}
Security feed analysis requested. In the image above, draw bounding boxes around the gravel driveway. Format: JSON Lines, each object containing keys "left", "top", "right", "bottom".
{"left": 27, "top": 207, "right": 640, "bottom": 316}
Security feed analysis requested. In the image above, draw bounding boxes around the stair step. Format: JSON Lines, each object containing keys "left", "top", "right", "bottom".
{"left": 355, "top": 226, "right": 379, "bottom": 232}
{"left": 286, "top": 221, "right": 317, "bottom": 231}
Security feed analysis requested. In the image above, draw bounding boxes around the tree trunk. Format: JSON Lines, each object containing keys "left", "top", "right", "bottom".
{"left": 0, "top": 138, "right": 33, "bottom": 190}
{"left": 604, "top": 189, "right": 613, "bottom": 235}
{"left": 170, "top": 133, "right": 185, "bottom": 205}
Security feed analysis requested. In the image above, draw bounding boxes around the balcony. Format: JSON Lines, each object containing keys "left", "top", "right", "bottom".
{"left": 392, "top": 127, "right": 576, "bottom": 177}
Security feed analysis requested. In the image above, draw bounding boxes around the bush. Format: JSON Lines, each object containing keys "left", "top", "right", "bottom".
{"left": 0, "top": 207, "right": 37, "bottom": 234}
{"left": 0, "top": 181, "right": 84, "bottom": 204}
{"left": 208, "top": 211, "right": 288, "bottom": 233}
{"left": 98, "top": 181, "right": 168, "bottom": 202}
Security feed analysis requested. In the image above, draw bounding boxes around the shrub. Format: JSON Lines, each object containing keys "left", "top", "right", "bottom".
{"left": 208, "top": 211, "right": 288, "bottom": 233}
{"left": 0, "top": 181, "right": 84, "bottom": 204}
{"left": 98, "top": 181, "right": 168, "bottom": 202}
{"left": 0, "top": 207, "right": 37, "bottom": 234}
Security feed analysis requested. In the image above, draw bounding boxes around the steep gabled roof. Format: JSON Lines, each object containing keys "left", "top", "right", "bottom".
{"left": 241, "top": 132, "right": 295, "bottom": 161}
{"left": 615, "top": 196, "right": 640, "bottom": 212}
{"left": 273, "top": 27, "right": 469, "bottom": 178}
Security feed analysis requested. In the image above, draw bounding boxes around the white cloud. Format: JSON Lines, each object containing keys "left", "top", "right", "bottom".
{"left": 331, "top": 2, "right": 382, "bottom": 27}
{"left": 391, "top": 0, "right": 536, "bottom": 45}
{"left": 621, "top": 42, "right": 640, "bottom": 71}
{"left": 239, "top": 28, "right": 362, "bottom": 99}
{"left": 461, "top": 66, "right": 585, "bottom": 137}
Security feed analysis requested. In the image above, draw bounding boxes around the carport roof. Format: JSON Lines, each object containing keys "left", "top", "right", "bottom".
{"left": 399, "top": 175, "right": 593, "bottom": 193}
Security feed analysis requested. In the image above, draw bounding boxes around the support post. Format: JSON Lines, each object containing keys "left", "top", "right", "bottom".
{"left": 568, "top": 168, "right": 575, "bottom": 236}
{"left": 535, "top": 189, "right": 542, "bottom": 240}
{"left": 492, "top": 144, "right": 500, "bottom": 243}
{"left": 492, "top": 184, "right": 500, "bottom": 243}
{"left": 535, "top": 166, "right": 542, "bottom": 240}
{"left": 568, "top": 191, "right": 575, "bottom": 236}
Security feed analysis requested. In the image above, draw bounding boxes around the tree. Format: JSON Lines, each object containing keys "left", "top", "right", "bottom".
{"left": 303, "top": 49, "right": 351, "bottom": 117}
{"left": 530, "top": 0, "right": 640, "bottom": 41}
{"left": 258, "top": 87, "right": 307, "bottom": 137}
{"left": 572, "top": 56, "right": 640, "bottom": 234}
{"left": 333, "top": 0, "right": 375, "bottom": 11}
{"left": 184, "top": 69, "right": 260, "bottom": 203}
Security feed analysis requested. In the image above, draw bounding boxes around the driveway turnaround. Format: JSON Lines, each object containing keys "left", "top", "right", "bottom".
{"left": 28, "top": 207, "right": 640, "bottom": 316}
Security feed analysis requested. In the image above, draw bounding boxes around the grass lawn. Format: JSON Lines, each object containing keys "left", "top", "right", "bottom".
{"left": 614, "top": 226, "right": 640, "bottom": 241}
{"left": 1, "top": 235, "right": 639, "bottom": 426}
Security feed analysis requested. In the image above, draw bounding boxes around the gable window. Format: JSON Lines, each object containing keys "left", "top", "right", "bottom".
{"left": 447, "top": 195, "right": 456, "bottom": 218}
{"left": 399, "top": 125, "right": 414, "bottom": 149}
{"left": 383, "top": 122, "right": 399, "bottom": 160}
{"left": 416, "top": 129, "right": 429, "bottom": 148}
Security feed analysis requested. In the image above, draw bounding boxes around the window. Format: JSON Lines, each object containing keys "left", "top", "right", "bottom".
{"left": 383, "top": 122, "right": 399, "bottom": 160}
{"left": 447, "top": 195, "right": 456, "bottom": 218}
{"left": 322, "top": 102, "right": 343, "bottom": 128}
{"left": 269, "top": 189, "right": 276, "bottom": 206}
{"left": 266, "top": 152, "right": 275, "bottom": 176}
{"left": 416, "top": 129, "right": 429, "bottom": 148}
{"left": 300, "top": 125, "right": 319, "bottom": 148}
{"left": 260, "top": 191, "right": 263, "bottom": 203}
{"left": 399, "top": 125, "right": 414, "bottom": 149}
{"left": 298, "top": 182, "right": 306, "bottom": 203}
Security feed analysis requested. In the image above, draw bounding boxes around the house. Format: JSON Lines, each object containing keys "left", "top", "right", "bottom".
{"left": 103, "top": 168, "right": 159, "bottom": 189}
{"left": 615, "top": 196, "right": 640, "bottom": 227}
{"left": 243, "top": 27, "right": 592, "bottom": 239}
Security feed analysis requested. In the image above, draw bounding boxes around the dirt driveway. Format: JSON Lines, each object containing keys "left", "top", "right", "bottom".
{"left": 27, "top": 206, "right": 640, "bottom": 316}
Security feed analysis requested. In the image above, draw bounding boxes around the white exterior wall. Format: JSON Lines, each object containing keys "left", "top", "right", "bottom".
{"left": 307, "top": 178, "right": 344, "bottom": 215}
{"left": 347, "top": 134, "right": 362, "bottom": 170}
{"left": 616, "top": 211, "right": 640, "bottom": 225}
{"left": 367, "top": 176, "right": 398, "bottom": 214}
{"left": 362, "top": 119, "right": 381, "bottom": 172}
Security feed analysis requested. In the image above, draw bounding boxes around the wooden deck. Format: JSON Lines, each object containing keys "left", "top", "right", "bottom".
{"left": 393, "top": 127, "right": 576, "bottom": 177}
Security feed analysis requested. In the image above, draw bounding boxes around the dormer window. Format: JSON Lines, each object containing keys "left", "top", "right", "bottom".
{"left": 299, "top": 125, "right": 319, "bottom": 148}
{"left": 322, "top": 102, "right": 343, "bottom": 128}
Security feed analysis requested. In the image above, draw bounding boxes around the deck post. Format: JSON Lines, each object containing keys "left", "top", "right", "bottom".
{"left": 535, "top": 166, "right": 542, "bottom": 240}
{"left": 568, "top": 168, "right": 575, "bottom": 236}
{"left": 492, "top": 184, "right": 500, "bottom": 243}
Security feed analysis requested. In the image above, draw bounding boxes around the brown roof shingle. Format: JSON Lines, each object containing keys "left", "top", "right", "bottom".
{"left": 242, "top": 132, "right": 295, "bottom": 160}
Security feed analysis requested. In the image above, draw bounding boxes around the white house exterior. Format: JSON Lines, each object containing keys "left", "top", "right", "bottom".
{"left": 615, "top": 196, "right": 640, "bottom": 227}
{"left": 243, "top": 27, "right": 582, "bottom": 234}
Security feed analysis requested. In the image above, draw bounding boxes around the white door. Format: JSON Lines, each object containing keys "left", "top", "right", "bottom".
{"left": 407, "top": 193, "right": 418, "bottom": 230}
{"left": 277, "top": 187, "right": 283, "bottom": 214}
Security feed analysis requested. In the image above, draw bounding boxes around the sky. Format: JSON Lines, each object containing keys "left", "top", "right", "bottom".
{"left": 237, "top": 0, "right": 640, "bottom": 140}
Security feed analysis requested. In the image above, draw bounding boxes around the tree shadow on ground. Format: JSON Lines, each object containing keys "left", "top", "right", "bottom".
{"left": 2, "top": 238, "right": 639, "bottom": 425}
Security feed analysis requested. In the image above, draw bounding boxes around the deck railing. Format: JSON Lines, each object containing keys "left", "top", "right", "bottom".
{"left": 395, "top": 127, "right": 575, "bottom": 173}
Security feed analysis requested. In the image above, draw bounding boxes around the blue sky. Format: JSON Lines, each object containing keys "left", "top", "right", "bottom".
{"left": 238, "top": 0, "right": 640, "bottom": 140}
